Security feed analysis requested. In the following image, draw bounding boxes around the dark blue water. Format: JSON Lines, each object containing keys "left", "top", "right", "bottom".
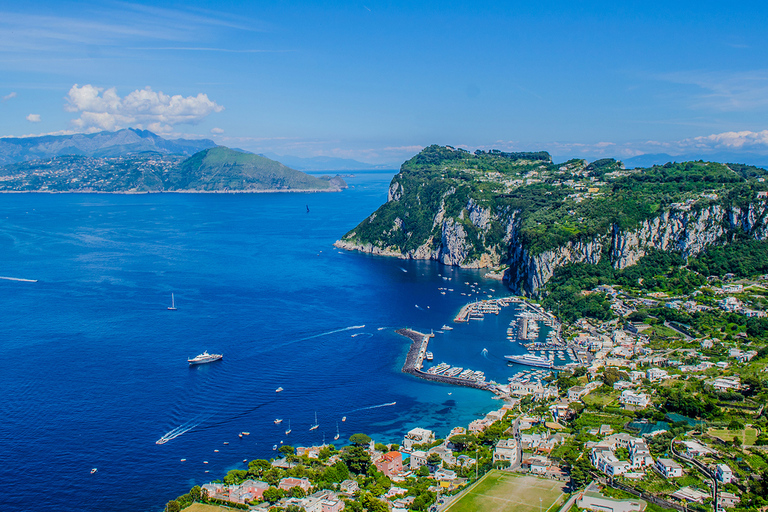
{"left": 0, "top": 173, "right": 531, "bottom": 511}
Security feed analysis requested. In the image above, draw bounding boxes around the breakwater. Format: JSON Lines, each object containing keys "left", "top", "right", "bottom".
{"left": 397, "top": 328, "right": 491, "bottom": 391}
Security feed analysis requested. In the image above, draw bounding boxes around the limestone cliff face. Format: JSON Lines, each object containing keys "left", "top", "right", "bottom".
{"left": 336, "top": 172, "right": 768, "bottom": 296}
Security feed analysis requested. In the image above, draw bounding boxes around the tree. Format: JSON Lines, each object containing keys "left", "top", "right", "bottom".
{"left": 289, "top": 486, "right": 306, "bottom": 498}
{"left": 164, "top": 500, "right": 181, "bottom": 512}
{"left": 349, "top": 433, "right": 372, "bottom": 446}
{"left": 341, "top": 445, "right": 371, "bottom": 474}
{"left": 189, "top": 485, "right": 201, "bottom": 502}
{"left": 262, "top": 487, "right": 283, "bottom": 503}
{"left": 279, "top": 445, "right": 295, "bottom": 456}
{"left": 448, "top": 434, "right": 477, "bottom": 451}
{"left": 248, "top": 459, "right": 272, "bottom": 477}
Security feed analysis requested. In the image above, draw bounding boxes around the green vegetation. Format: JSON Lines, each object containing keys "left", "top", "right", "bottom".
{"left": 341, "top": 146, "right": 768, "bottom": 271}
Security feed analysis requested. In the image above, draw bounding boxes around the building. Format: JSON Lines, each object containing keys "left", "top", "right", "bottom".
{"left": 409, "top": 450, "right": 427, "bottom": 470}
{"left": 630, "top": 439, "right": 654, "bottom": 469}
{"left": 278, "top": 477, "right": 312, "bottom": 493}
{"left": 713, "top": 376, "right": 742, "bottom": 392}
{"left": 402, "top": 428, "right": 435, "bottom": 452}
{"left": 321, "top": 499, "right": 345, "bottom": 512}
{"left": 577, "top": 490, "right": 647, "bottom": 512}
{"left": 646, "top": 368, "right": 669, "bottom": 382}
{"left": 620, "top": 390, "right": 650, "bottom": 408}
{"left": 493, "top": 438, "right": 519, "bottom": 466}
{"left": 338, "top": 479, "right": 359, "bottom": 495}
{"left": 374, "top": 451, "right": 403, "bottom": 478}
{"left": 716, "top": 464, "right": 733, "bottom": 484}
{"left": 656, "top": 458, "right": 683, "bottom": 478}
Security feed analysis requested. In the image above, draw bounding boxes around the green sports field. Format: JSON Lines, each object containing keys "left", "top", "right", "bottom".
{"left": 444, "top": 471, "right": 567, "bottom": 512}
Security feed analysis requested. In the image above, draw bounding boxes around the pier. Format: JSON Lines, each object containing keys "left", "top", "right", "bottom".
{"left": 397, "top": 328, "right": 491, "bottom": 391}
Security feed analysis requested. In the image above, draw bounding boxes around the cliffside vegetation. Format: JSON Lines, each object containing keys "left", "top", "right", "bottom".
{"left": 338, "top": 144, "right": 768, "bottom": 294}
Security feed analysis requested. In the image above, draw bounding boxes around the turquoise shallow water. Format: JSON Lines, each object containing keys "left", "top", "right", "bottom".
{"left": 0, "top": 173, "right": 531, "bottom": 511}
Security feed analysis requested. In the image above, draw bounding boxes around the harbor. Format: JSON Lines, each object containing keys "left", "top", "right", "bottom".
{"left": 397, "top": 328, "right": 492, "bottom": 391}
{"left": 399, "top": 294, "right": 583, "bottom": 398}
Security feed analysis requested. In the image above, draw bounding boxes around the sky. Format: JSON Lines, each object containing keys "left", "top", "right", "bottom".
{"left": 1, "top": 0, "right": 767, "bottom": 166}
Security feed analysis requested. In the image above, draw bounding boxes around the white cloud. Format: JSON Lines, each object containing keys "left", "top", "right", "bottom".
{"left": 683, "top": 130, "right": 768, "bottom": 150}
{"left": 2, "top": 92, "right": 17, "bottom": 101}
{"left": 210, "top": 127, "right": 224, "bottom": 134}
{"left": 65, "top": 84, "right": 224, "bottom": 133}
{"left": 26, "top": 113, "right": 41, "bottom": 122}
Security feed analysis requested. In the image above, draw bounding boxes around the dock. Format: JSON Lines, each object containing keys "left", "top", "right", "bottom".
{"left": 397, "top": 328, "right": 491, "bottom": 391}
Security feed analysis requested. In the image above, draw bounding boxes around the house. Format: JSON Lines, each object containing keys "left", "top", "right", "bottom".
{"left": 716, "top": 464, "right": 733, "bottom": 484}
{"left": 338, "top": 479, "right": 359, "bottom": 495}
{"left": 678, "top": 440, "right": 716, "bottom": 457}
{"left": 671, "top": 486, "right": 710, "bottom": 503}
{"left": 646, "top": 368, "right": 669, "bottom": 382}
{"left": 591, "top": 447, "right": 631, "bottom": 477}
{"left": 374, "top": 451, "right": 403, "bottom": 478}
{"left": 577, "top": 489, "right": 647, "bottom": 512}
{"left": 402, "top": 428, "right": 435, "bottom": 452}
{"left": 620, "top": 390, "right": 650, "bottom": 408}
{"left": 278, "top": 477, "right": 312, "bottom": 492}
{"left": 722, "top": 284, "right": 743, "bottom": 293}
{"left": 713, "top": 376, "right": 742, "bottom": 392}
{"left": 656, "top": 458, "right": 683, "bottom": 478}
{"left": 321, "top": 499, "right": 345, "bottom": 512}
{"left": 719, "top": 491, "right": 741, "bottom": 508}
{"left": 409, "top": 450, "right": 427, "bottom": 470}
{"left": 493, "top": 438, "right": 519, "bottom": 466}
{"left": 629, "top": 439, "right": 654, "bottom": 469}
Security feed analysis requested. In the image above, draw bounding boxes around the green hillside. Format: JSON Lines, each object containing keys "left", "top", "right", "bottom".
{"left": 169, "top": 147, "right": 340, "bottom": 191}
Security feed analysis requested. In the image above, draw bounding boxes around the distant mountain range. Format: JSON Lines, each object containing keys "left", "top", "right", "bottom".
{"left": 0, "top": 128, "right": 216, "bottom": 166}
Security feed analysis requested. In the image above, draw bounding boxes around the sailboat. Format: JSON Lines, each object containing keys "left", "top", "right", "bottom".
{"left": 167, "top": 293, "right": 177, "bottom": 311}
{"left": 285, "top": 420, "right": 291, "bottom": 436}
{"left": 309, "top": 411, "right": 319, "bottom": 431}
{"left": 334, "top": 422, "right": 340, "bottom": 441}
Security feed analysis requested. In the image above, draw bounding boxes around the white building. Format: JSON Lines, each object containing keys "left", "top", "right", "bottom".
{"left": 713, "top": 376, "right": 742, "bottom": 392}
{"left": 493, "top": 438, "right": 519, "bottom": 466}
{"left": 646, "top": 368, "right": 669, "bottom": 382}
{"left": 656, "top": 458, "right": 683, "bottom": 478}
{"left": 408, "top": 450, "right": 427, "bottom": 470}
{"left": 402, "top": 428, "right": 435, "bottom": 452}
{"left": 716, "top": 463, "right": 733, "bottom": 484}
{"left": 620, "top": 390, "right": 650, "bottom": 408}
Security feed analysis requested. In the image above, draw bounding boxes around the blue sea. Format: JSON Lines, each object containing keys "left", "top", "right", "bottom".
{"left": 0, "top": 172, "right": 535, "bottom": 511}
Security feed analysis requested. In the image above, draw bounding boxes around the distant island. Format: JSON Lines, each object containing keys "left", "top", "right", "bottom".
{"left": 0, "top": 130, "right": 346, "bottom": 193}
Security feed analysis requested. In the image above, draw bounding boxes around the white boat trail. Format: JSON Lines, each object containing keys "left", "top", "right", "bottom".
{"left": 347, "top": 401, "right": 397, "bottom": 413}
{"left": 0, "top": 276, "right": 37, "bottom": 282}
{"left": 156, "top": 416, "right": 207, "bottom": 444}
{"left": 295, "top": 325, "right": 365, "bottom": 342}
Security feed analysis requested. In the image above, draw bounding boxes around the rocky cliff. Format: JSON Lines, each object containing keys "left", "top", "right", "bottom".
{"left": 336, "top": 145, "right": 768, "bottom": 295}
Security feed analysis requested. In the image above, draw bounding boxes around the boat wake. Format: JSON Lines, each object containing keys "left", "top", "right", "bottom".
{"left": 348, "top": 401, "right": 397, "bottom": 413}
{"left": 156, "top": 418, "right": 205, "bottom": 445}
{"left": 398, "top": 267, "right": 408, "bottom": 273}
{"left": 482, "top": 348, "right": 489, "bottom": 359}
{"left": 295, "top": 325, "right": 365, "bottom": 342}
{"left": 0, "top": 276, "right": 37, "bottom": 282}
{"left": 351, "top": 332, "right": 373, "bottom": 338}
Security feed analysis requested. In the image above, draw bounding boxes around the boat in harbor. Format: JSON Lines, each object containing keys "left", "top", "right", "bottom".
{"left": 425, "top": 351, "right": 433, "bottom": 361}
{"left": 275, "top": 387, "right": 283, "bottom": 393}
{"left": 188, "top": 351, "right": 223, "bottom": 365}
{"left": 309, "top": 411, "right": 319, "bottom": 431}
{"left": 285, "top": 420, "right": 291, "bottom": 435}
{"left": 168, "top": 293, "right": 177, "bottom": 311}
{"left": 274, "top": 418, "right": 283, "bottom": 424}
{"left": 334, "top": 422, "right": 340, "bottom": 441}
{"left": 441, "top": 325, "right": 453, "bottom": 330}
{"left": 341, "top": 416, "right": 346, "bottom": 422}
{"left": 504, "top": 353, "right": 554, "bottom": 368}
{"left": 91, "top": 468, "right": 97, "bottom": 474}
